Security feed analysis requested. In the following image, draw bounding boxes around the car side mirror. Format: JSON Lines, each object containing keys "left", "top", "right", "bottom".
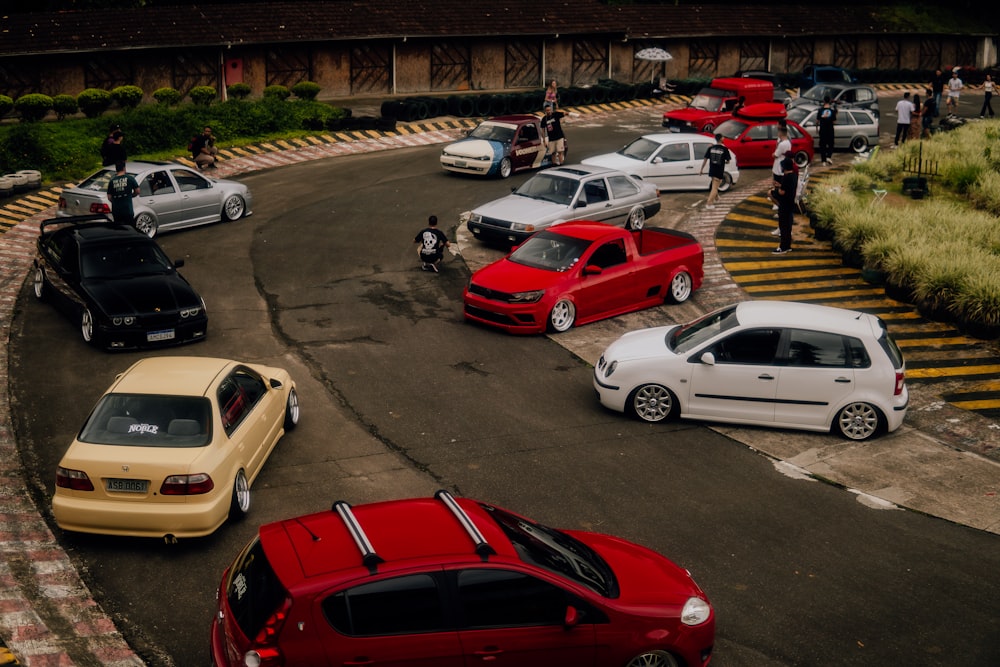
{"left": 269, "top": 378, "right": 283, "bottom": 389}
{"left": 583, "top": 264, "right": 603, "bottom": 276}
{"left": 652, "top": 157, "right": 663, "bottom": 164}
{"left": 564, "top": 605, "right": 582, "bottom": 629}
{"left": 700, "top": 351, "right": 716, "bottom": 365}
{"left": 574, "top": 200, "right": 587, "bottom": 208}
{"left": 173, "top": 258, "right": 185, "bottom": 268}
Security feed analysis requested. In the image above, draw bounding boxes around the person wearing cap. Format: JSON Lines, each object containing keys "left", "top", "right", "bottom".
{"left": 773, "top": 157, "right": 797, "bottom": 255}
{"left": 106, "top": 162, "right": 140, "bottom": 227}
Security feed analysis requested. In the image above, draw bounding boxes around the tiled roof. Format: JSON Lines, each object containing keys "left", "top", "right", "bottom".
{"left": 0, "top": 2, "right": 978, "bottom": 57}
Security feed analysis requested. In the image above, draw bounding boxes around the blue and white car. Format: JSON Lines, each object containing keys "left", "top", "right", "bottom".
{"left": 440, "top": 115, "right": 561, "bottom": 179}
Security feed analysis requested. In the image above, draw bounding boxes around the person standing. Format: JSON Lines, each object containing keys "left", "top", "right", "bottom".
{"left": 768, "top": 125, "right": 791, "bottom": 234}
{"left": 699, "top": 134, "right": 731, "bottom": 210}
{"left": 930, "top": 69, "right": 947, "bottom": 117}
{"left": 106, "top": 162, "right": 139, "bottom": 227}
{"left": 541, "top": 104, "right": 566, "bottom": 166}
{"left": 191, "top": 126, "right": 219, "bottom": 170}
{"left": 544, "top": 79, "right": 559, "bottom": 109}
{"left": 893, "top": 92, "right": 915, "bottom": 147}
{"left": 980, "top": 74, "right": 996, "bottom": 118}
{"left": 773, "top": 157, "right": 798, "bottom": 255}
{"left": 100, "top": 129, "right": 126, "bottom": 167}
{"left": 946, "top": 71, "right": 963, "bottom": 114}
{"left": 908, "top": 94, "right": 922, "bottom": 141}
{"left": 921, "top": 88, "right": 936, "bottom": 138}
{"left": 817, "top": 96, "right": 837, "bottom": 165}
{"left": 414, "top": 215, "right": 450, "bottom": 272}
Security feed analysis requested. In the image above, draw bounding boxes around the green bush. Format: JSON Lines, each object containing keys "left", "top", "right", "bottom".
{"left": 14, "top": 94, "right": 53, "bottom": 122}
{"left": 77, "top": 88, "right": 112, "bottom": 118}
{"left": 152, "top": 87, "right": 183, "bottom": 106}
{"left": 227, "top": 83, "right": 252, "bottom": 100}
{"left": 111, "top": 85, "right": 144, "bottom": 110}
{"left": 52, "top": 94, "right": 79, "bottom": 119}
{"left": 263, "top": 85, "right": 291, "bottom": 101}
{"left": 189, "top": 86, "right": 217, "bottom": 106}
{"left": 0, "top": 95, "right": 14, "bottom": 117}
{"left": 291, "top": 81, "right": 321, "bottom": 101}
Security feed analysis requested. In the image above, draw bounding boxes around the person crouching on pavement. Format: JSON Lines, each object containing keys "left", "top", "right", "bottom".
{"left": 414, "top": 215, "right": 450, "bottom": 272}
{"left": 191, "top": 126, "right": 219, "bottom": 170}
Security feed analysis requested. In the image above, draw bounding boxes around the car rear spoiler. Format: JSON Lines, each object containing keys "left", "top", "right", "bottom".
{"left": 39, "top": 214, "right": 114, "bottom": 235}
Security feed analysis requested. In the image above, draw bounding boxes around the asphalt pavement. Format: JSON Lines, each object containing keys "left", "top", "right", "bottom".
{"left": 0, "top": 91, "right": 997, "bottom": 666}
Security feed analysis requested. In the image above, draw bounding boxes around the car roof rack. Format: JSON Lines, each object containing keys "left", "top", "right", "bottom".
{"left": 332, "top": 500, "right": 384, "bottom": 573}
{"left": 435, "top": 489, "right": 496, "bottom": 561}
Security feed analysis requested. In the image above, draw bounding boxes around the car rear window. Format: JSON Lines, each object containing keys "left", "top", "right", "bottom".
{"left": 78, "top": 393, "right": 212, "bottom": 447}
{"left": 225, "top": 537, "right": 288, "bottom": 641}
{"left": 75, "top": 169, "right": 117, "bottom": 192}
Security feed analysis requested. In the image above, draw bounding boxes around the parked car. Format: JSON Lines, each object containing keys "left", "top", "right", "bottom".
{"left": 798, "top": 64, "right": 856, "bottom": 90}
{"left": 663, "top": 76, "right": 773, "bottom": 133}
{"left": 440, "top": 114, "right": 561, "bottom": 178}
{"left": 466, "top": 164, "right": 661, "bottom": 245}
{"left": 464, "top": 221, "right": 703, "bottom": 334}
{"left": 210, "top": 490, "right": 715, "bottom": 667}
{"left": 790, "top": 83, "right": 880, "bottom": 118}
{"left": 786, "top": 106, "right": 880, "bottom": 153}
{"left": 714, "top": 103, "right": 814, "bottom": 168}
{"left": 53, "top": 356, "right": 299, "bottom": 539}
{"left": 593, "top": 301, "right": 908, "bottom": 441}
{"left": 581, "top": 133, "right": 740, "bottom": 192}
{"left": 57, "top": 160, "right": 252, "bottom": 238}
{"left": 734, "top": 70, "right": 793, "bottom": 106}
{"left": 32, "top": 215, "right": 208, "bottom": 349}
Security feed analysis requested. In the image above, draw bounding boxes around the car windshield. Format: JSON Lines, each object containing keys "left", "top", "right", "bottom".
{"left": 669, "top": 304, "right": 740, "bottom": 354}
{"left": 78, "top": 393, "right": 212, "bottom": 447}
{"left": 481, "top": 504, "right": 618, "bottom": 598}
{"left": 80, "top": 242, "right": 173, "bottom": 279}
{"left": 689, "top": 89, "right": 726, "bottom": 111}
{"left": 801, "top": 85, "right": 838, "bottom": 102}
{"left": 468, "top": 122, "right": 516, "bottom": 143}
{"left": 715, "top": 119, "right": 750, "bottom": 139}
{"left": 507, "top": 231, "right": 591, "bottom": 272}
{"left": 616, "top": 137, "right": 660, "bottom": 161}
{"left": 514, "top": 174, "right": 579, "bottom": 206}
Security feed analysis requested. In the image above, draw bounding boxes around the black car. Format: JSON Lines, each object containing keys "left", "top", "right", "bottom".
{"left": 32, "top": 215, "right": 208, "bottom": 350}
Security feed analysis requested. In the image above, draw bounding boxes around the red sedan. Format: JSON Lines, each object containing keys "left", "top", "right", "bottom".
{"left": 463, "top": 221, "right": 703, "bottom": 334}
{"left": 714, "top": 103, "right": 814, "bottom": 168}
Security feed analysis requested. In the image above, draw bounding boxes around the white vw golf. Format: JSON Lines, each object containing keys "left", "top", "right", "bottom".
{"left": 593, "top": 301, "right": 908, "bottom": 441}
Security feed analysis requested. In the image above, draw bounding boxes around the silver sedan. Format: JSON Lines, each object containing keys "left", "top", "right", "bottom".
{"left": 466, "top": 164, "right": 661, "bottom": 245}
{"left": 57, "top": 160, "right": 252, "bottom": 238}
{"left": 786, "top": 107, "right": 880, "bottom": 154}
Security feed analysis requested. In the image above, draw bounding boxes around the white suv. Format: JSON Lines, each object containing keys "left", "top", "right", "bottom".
{"left": 593, "top": 301, "right": 908, "bottom": 441}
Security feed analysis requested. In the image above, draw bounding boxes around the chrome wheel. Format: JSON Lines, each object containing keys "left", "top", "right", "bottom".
{"left": 548, "top": 299, "right": 576, "bottom": 333}
{"left": 33, "top": 266, "right": 46, "bottom": 300}
{"left": 81, "top": 308, "right": 95, "bottom": 343}
{"left": 498, "top": 157, "right": 512, "bottom": 179}
{"left": 629, "top": 384, "right": 675, "bottom": 423}
{"left": 625, "top": 650, "right": 680, "bottom": 667}
{"left": 134, "top": 212, "right": 157, "bottom": 238}
{"left": 667, "top": 271, "right": 692, "bottom": 303}
{"left": 626, "top": 206, "right": 645, "bottom": 230}
{"left": 230, "top": 470, "right": 250, "bottom": 518}
{"left": 717, "top": 172, "right": 734, "bottom": 193}
{"left": 850, "top": 135, "right": 868, "bottom": 153}
{"left": 284, "top": 388, "right": 300, "bottom": 430}
{"left": 836, "top": 402, "right": 881, "bottom": 441}
{"left": 223, "top": 194, "right": 246, "bottom": 220}
{"left": 794, "top": 150, "right": 811, "bottom": 168}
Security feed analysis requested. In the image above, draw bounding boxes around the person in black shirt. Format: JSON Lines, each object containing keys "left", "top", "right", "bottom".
{"left": 106, "top": 162, "right": 139, "bottom": 227}
{"left": 100, "top": 129, "right": 126, "bottom": 167}
{"left": 698, "top": 134, "right": 731, "bottom": 209}
{"left": 414, "top": 215, "right": 450, "bottom": 272}
{"left": 541, "top": 104, "right": 566, "bottom": 166}
{"left": 817, "top": 97, "right": 837, "bottom": 165}
{"left": 773, "top": 158, "right": 798, "bottom": 255}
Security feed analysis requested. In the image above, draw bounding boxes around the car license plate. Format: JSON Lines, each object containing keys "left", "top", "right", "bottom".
{"left": 147, "top": 329, "right": 175, "bottom": 342}
{"left": 106, "top": 478, "right": 148, "bottom": 493}
{"left": 455, "top": 160, "right": 467, "bottom": 168}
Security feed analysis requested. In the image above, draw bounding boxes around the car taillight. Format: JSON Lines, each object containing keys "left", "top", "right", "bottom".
{"left": 58, "top": 197, "right": 67, "bottom": 209}
{"left": 246, "top": 597, "right": 292, "bottom": 667}
{"left": 894, "top": 370, "right": 905, "bottom": 396}
{"left": 160, "top": 473, "right": 214, "bottom": 495}
{"left": 90, "top": 202, "right": 111, "bottom": 214}
{"left": 56, "top": 466, "right": 94, "bottom": 491}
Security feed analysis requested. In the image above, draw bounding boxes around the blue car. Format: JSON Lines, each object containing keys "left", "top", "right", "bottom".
{"left": 440, "top": 115, "right": 563, "bottom": 179}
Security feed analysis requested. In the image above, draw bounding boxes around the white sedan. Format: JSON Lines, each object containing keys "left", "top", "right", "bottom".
{"left": 582, "top": 133, "right": 739, "bottom": 192}
{"left": 593, "top": 301, "right": 908, "bottom": 441}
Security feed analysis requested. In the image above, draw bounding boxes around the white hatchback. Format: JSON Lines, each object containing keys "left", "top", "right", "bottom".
{"left": 593, "top": 301, "right": 908, "bottom": 441}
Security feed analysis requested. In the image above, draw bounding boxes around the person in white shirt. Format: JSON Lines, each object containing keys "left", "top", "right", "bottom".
{"left": 768, "top": 125, "right": 792, "bottom": 234}
{"left": 894, "top": 92, "right": 915, "bottom": 146}
{"left": 946, "top": 72, "right": 963, "bottom": 113}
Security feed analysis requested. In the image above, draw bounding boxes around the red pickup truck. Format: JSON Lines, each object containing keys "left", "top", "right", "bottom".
{"left": 463, "top": 221, "right": 704, "bottom": 334}
{"left": 663, "top": 77, "right": 773, "bottom": 134}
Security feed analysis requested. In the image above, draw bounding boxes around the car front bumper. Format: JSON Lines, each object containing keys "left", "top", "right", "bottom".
{"left": 463, "top": 292, "right": 547, "bottom": 334}
{"left": 441, "top": 155, "right": 495, "bottom": 176}
{"left": 98, "top": 316, "right": 208, "bottom": 350}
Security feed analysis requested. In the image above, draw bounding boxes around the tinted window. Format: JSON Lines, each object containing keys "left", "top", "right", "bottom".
{"left": 508, "top": 231, "right": 590, "bottom": 272}
{"left": 140, "top": 171, "right": 175, "bottom": 196}
{"left": 849, "top": 111, "right": 873, "bottom": 125}
{"left": 519, "top": 124, "right": 539, "bottom": 142}
{"left": 172, "top": 168, "right": 210, "bottom": 192}
{"left": 218, "top": 378, "right": 251, "bottom": 434}
{"left": 712, "top": 328, "right": 781, "bottom": 364}
{"left": 746, "top": 124, "right": 771, "bottom": 141}
{"left": 855, "top": 88, "right": 874, "bottom": 103}
{"left": 786, "top": 329, "right": 848, "bottom": 367}
{"left": 671, "top": 304, "right": 739, "bottom": 354}
{"left": 847, "top": 337, "right": 872, "bottom": 369}
{"left": 457, "top": 569, "right": 567, "bottom": 629}
{"left": 78, "top": 393, "right": 212, "bottom": 447}
{"left": 582, "top": 179, "right": 609, "bottom": 205}
{"left": 588, "top": 240, "right": 627, "bottom": 269}
{"left": 692, "top": 141, "right": 714, "bottom": 159}
{"left": 658, "top": 143, "right": 690, "bottom": 162}
{"left": 323, "top": 574, "right": 446, "bottom": 636}
{"left": 607, "top": 175, "right": 638, "bottom": 198}
{"left": 75, "top": 168, "right": 116, "bottom": 192}
{"left": 80, "top": 241, "right": 172, "bottom": 279}
{"left": 225, "top": 537, "right": 288, "bottom": 641}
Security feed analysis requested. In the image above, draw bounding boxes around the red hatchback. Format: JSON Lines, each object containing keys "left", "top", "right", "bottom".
{"left": 714, "top": 103, "right": 814, "bottom": 169}
{"left": 211, "top": 491, "right": 715, "bottom": 667}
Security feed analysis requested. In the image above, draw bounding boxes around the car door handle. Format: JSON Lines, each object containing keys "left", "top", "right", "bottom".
{"left": 343, "top": 658, "right": 375, "bottom": 666}
{"left": 474, "top": 646, "right": 504, "bottom": 661}
{"left": 758, "top": 374, "right": 775, "bottom": 380}
{"left": 835, "top": 377, "right": 853, "bottom": 383}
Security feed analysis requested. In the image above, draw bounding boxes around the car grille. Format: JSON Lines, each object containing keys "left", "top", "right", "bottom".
{"left": 477, "top": 216, "right": 513, "bottom": 230}
{"left": 465, "top": 305, "right": 528, "bottom": 326}
{"left": 467, "top": 283, "right": 514, "bottom": 302}
{"left": 138, "top": 312, "right": 183, "bottom": 328}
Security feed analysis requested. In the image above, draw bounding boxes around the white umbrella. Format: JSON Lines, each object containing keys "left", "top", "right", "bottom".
{"left": 634, "top": 47, "right": 673, "bottom": 62}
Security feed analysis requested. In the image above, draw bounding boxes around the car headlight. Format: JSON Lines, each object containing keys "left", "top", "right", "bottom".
{"left": 510, "top": 222, "right": 535, "bottom": 233}
{"left": 509, "top": 290, "right": 544, "bottom": 303}
{"left": 603, "top": 360, "right": 618, "bottom": 378}
{"left": 111, "top": 316, "right": 136, "bottom": 326}
{"left": 468, "top": 213, "right": 482, "bottom": 224}
{"left": 474, "top": 154, "right": 491, "bottom": 161}
{"left": 681, "top": 597, "right": 711, "bottom": 626}
{"left": 180, "top": 306, "right": 201, "bottom": 318}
